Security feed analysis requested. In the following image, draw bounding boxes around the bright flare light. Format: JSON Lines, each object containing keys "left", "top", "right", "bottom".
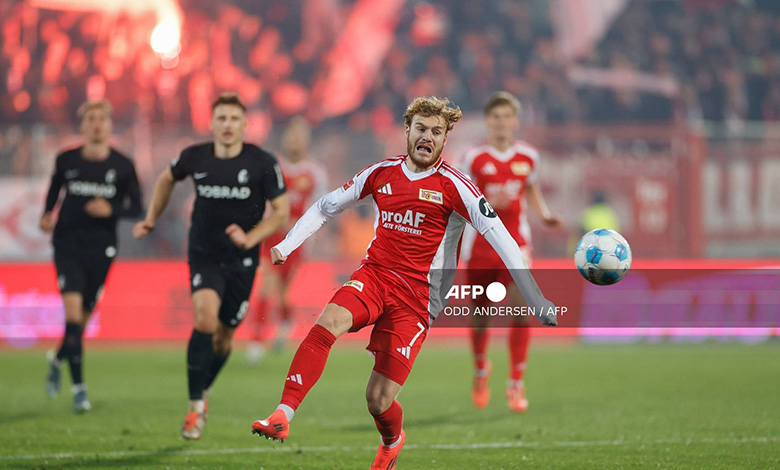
{"left": 150, "top": 20, "right": 181, "bottom": 58}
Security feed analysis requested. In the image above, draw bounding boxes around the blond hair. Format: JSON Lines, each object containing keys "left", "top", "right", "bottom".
{"left": 212, "top": 92, "right": 246, "bottom": 112}
{"left": 77, "top": 99, "right": 112, "bottom": 119}
{"left": 483, "top": 91, "right": 521, "bottom": 116}
{"left": 403, "top": 96, "right": 462, "bottom": 132}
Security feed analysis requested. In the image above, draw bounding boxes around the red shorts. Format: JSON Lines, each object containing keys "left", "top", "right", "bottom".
{"left": 329, "top": 263, "right": 430, "bottom": 386}
{"left": 466, "top": 246, "right": 532, "bottom": 306}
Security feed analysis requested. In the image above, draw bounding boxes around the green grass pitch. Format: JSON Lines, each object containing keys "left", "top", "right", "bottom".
{"left": 1, "top": 340, "right": 778, "bottom": 469}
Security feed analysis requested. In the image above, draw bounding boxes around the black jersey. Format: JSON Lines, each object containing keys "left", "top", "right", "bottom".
{"left": 170, "top": 142, "right": 286, "bottom": 265}
{"left": 44, "top": 147, "right": 142, "bottom": 252}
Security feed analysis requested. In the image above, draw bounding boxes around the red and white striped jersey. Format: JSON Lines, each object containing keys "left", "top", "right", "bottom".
{"left": 461, "top": 141, "right": 539, "bottom": 251}
{"left": 275, "top": 155, "right": 508, "bottom": 318}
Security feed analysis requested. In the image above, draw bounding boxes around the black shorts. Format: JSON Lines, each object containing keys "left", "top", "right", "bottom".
{"left": 189, "top": 255, "right": 257, "bottom": 328}
{"left": 54, "top": 245, "right": 115, "bottom": 312}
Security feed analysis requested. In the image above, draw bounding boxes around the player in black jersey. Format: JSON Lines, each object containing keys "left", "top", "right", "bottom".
{"left": 134, "top": 93, "right": 290, "bottom": 440}
{"left": 41, "top": 99, "right": 142, "bottom": 413}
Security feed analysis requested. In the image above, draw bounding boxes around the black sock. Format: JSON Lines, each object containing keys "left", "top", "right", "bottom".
{"left": 62, "top": 322, "right": 84, "bottom": 385}
{"left": 187, "top": 330, "right": 214, "bottom": 400}
{"left": 204, "top": 348, "right": 231, "bottom": 392}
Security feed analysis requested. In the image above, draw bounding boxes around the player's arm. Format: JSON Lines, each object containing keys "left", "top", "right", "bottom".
{"left": 40, "top": 154, "right": 65, "bottom": 233}
{"left": 272, "top": 173, "right": 369, "bottom": 264}
{"left": 526, "top": 181, "right": 561, "bottom": 226}
{"left": 226, "top": 193, "right": 290, "bottom": 250}
{"left": 133, "top": 168, "right": 176, "bottom": 239}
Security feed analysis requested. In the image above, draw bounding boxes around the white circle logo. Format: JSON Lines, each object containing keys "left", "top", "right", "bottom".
{"left": 486, "top": 282, "right": 507, "bottom": 302}
{"left": 105, "top": 246, "right": 117, "bottom": 258}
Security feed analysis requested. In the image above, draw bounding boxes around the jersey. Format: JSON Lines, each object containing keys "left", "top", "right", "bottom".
{"left": 44, "top": 147, "right": 142, "bottom": 254}
{"left": 264, "top": 158, "right": 328, "bottom": 249}
{"left": 275, "top": 155, "right": 502, "bottom": 319}
{"left": 170, "top": 142, "right": 286, "bottom": 266}
{"left": 460, "top": 141, "right": 539, "bottom": 264}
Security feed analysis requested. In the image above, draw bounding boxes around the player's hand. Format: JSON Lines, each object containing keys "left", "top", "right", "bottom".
{"left": 542, "top": 214, "right": 563, "bottom": 227}
{"left": 226, "top": 224, "right": 249, "bottom": 250}
{"left": 270, "top": 247, "right": 287, "bottom": 265}
{"left": 39, "top": 212, "right": 55, "bottom": 233}
{"left": 85, "top": 197, "right": 113, "bottom": 218}
{"left": 133, "top": 219, "right": 155, "bottom": 239}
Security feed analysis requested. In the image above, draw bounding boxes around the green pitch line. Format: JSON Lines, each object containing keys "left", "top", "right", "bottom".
{"left": 0, "top": 342, "right": 778, "bottom": 469}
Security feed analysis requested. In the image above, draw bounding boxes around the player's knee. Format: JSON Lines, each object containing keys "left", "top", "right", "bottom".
{"left": 366, "top": 389, "right": 394, "bottom": 416}
{"left": 315, "top": 304, "right": 352, "bottom": 337}
{"left": 213, "top": 335, "right": 232, "bottom": 355}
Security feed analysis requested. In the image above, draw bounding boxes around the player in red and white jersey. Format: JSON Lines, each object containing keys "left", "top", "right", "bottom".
{"left": 460, "top": 91, "right": 561, "bottom": 413}
{"left": 251, "top": 97, "right": 557, "bottom": 470}
{"left": 247, "top": 118, "right": 328, "bottom": 363}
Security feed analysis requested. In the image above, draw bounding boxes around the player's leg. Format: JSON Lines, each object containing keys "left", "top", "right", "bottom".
{"left": 182, "top": 276, "right": 222, "bottom": 440}
{"left": 366, "top": 371, "right": 405, "bottom": 470}
{"left": 468, "top": 268, "right": 495, "bottom": 408}
{"left": 273, "top": 270, "right": 294, "bottom": 352}
{"left": 506, "top": 283, "right": 530, "bottom": 413}
{"left": 246, "top": 263, "right": 281, "bottom": 364}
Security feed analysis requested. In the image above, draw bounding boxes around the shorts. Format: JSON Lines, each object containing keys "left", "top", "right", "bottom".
{"left": 329, "top": 263, "right": 430, "bottom": 386}
{"left": 466, "top": 246, "right": 533, "bottom": 307}
{"left": 54, "top": 245, "right": 114, "bottom": 312}
{"left": 189, "top": 254, "right": 257, "bottom": 328}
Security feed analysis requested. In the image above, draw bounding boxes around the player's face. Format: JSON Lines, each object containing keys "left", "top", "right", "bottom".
{"left": 485, "top": 104, "right": 519, "bottom": 141}
{"left": 211, "top": 104, "right": 247, "bottom": 147}
{"left": 406, "top": 114, "right": 448, "bottom": 169}
{"left": 80, "top": 108, "right": 112, "bottom": 144}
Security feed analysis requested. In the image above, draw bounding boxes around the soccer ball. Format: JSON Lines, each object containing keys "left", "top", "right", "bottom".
{"left": 574, "top": 229, "right": 632, "bottom": 285}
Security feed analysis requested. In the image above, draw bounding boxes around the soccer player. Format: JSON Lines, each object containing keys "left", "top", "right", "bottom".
{"left": 250, "top": 96, "right": 557, "bottom": 470}
{"left": 42, "top": 99, "right": 142, "bottom": 413}
{"left": 460, "top": 91, "right": 561, "bottom": 412}
{"left": 246, "top": 117, "right": 328, "bottom": 363}
{"left": 133, "top": 93, "right": 290, "bottom": 440}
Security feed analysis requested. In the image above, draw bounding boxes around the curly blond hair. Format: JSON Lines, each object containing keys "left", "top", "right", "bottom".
{"left": 403, "top": 96, "right": 463, "bottom": 132}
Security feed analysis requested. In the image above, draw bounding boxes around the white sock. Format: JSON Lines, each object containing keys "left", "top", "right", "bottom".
{"left": 189, "top": 399, "right": 205, "bottom": 413}
{"left": 383, "top": 433, "right": 403, "bottom": 449}
{"left": 277, "top": 404, "right": 295, "bottom": 422}
{"left": 71, "top": 383, "right": 87, "bottom": 394}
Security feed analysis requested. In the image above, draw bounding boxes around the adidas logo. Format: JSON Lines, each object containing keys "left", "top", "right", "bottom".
{"left": 286, "top": 374, "right": 303, "bottom": 385}
{"left": 482, "top": 162, "right": 497, "bottom": 175}
{"left": 377, "top": 183, "right": 393, "bottom": 195}
{"left": 396, "top": 347, "right": 411, "bottom": 359}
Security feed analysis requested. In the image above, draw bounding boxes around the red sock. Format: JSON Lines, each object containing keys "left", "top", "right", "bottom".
{"left": 251, "top": 297, "right": 271, "bottom": 341}
{"left": 509, "top": 326, "right": 531, "bottom": 382}
{"left": 280, "top": 324, "right": 336, "bottom": 410}
{"left": 470, "top": 328, "right": 489, "bottom": 371}
{"left": 371, "top": 400, "right": 403, "bottom": 446}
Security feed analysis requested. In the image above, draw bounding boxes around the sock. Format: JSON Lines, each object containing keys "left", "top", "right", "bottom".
{"left": 187, "top": 330, "right": 215, "bottom": 400}
{"left": 371, "top": 400, "right": 404, "bottom": 447}
{"left": 509, "top": 325, "right": 531, "bottom": 382}
{"left": 470, "top": 328, "right": 489, "bottom": 372}
{"left": 252, "top": 298, "right": 270, "bottom": 341}
{"left": 279, "top": 324, "right": 336, "bottom": 410}
{"left": 204, "top": 348, "right": 231, "bottom": 391}
{"left": 59, "top": 322, "right": 84, "bottom": 385}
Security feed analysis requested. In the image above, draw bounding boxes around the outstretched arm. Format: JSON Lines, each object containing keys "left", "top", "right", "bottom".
{"left": 526, "top": 181, "right": 561, "bottom": 227}
{"left": 133, "top": 168, "right": 176, "bottom": 239}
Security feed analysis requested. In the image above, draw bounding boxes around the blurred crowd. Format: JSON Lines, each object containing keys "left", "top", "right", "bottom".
{"left": 3, "top": 0, "right": 780, "bottom": 132}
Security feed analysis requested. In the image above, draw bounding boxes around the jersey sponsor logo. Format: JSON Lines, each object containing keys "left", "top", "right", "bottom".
{"left": 64, "top": 169, "right": 80, "bottom": 179}
{"left": 193, "top": 172, "right": 209, "bottom": 180}
{"left": 196, "top": 184, "right": 251, "bottom": 199}
{"left": 381, "top": 209, "right": 426, "bottom": 236}
{"left": 511, "top": 161, "right": 531, "bottom": 176}
{"left": 68, "top": 180, "right": 117, "bottom": 198}
{"left": 105, "top": 169, "right": 116, "bottom": 183}
{"left": 418, "top": 188, "right": 443, "bottom": 204}
{"left": 482, "top": 162, "right": 497, "bottom": 175}
{"left": 485, "top": 180, "right": 523, "bottom": 199}
{"left": 238, "top": 169, "right": 249, "bottom": 184}
{"left": 479, "top": 197, "right": 497, "bottom": 218}
{"left": 376, "top": 183, "right": 393, "bottom": 195}
{"left": 342, "top": 179, "right": 355, "bottom": 191}
{"left": 343, "top": 280, "right": 364, "bottom": 292}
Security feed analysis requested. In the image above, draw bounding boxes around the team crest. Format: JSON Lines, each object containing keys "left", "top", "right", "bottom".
{"left": 510, "top": 162, "right": 530, "bottom": 176}
{"left": 419, "top": 189, "right": 443, "bottom": 204}
{"left": 343, "top": 280, "right": 364, "bottom": 292}
{"left": 105, "top": 169, "right": 116, "bottom": 183}
{"left": 238, "top": 169, "right": 249, "bottom": 184}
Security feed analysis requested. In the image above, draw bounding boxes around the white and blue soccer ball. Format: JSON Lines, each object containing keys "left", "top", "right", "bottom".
{"left": 574, "top": 229, "right": 632, "bottom": 286}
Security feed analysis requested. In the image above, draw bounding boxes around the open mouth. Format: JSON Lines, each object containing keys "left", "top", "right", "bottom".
{"left": 416, "top": 143, "right": 433, "bottom": 156}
